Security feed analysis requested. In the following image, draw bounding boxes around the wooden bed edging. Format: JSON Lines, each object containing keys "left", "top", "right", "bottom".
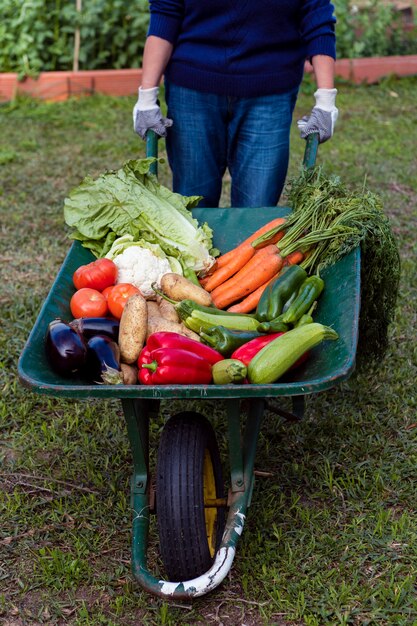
{"left": 1, "top": 56, "right": 417, "bottom": 102}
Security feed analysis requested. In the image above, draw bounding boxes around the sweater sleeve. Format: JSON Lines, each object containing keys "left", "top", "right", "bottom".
{"left": 147, "top": 0, "right": 184, "bottom": 44}
{"left": 299, "top": 0, "right": 337, "bottom": 60}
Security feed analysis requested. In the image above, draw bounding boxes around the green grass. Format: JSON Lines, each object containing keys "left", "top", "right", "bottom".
{"left": 1, "top": 76, "right": 417, "bottom": 625}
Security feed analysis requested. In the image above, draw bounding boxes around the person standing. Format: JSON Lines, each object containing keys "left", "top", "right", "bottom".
{"left": 133, "top": 1, "right": 338, "bottom": 208}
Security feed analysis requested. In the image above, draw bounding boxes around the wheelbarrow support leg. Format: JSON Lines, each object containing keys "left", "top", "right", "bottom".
{"left": 225, "top": 397, "right": 265, "bottom": 505}
{"left": 122, "top": 399, "right": 159, "bottom": 569}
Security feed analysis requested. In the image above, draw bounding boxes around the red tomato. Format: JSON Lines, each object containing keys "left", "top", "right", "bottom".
{"left": 107, "top": 283, "right": 140, "bottom": 319}
{"left": 73, "top": 258, "right": 117, "bottom": 291}
{"left": 102, "top": 285, "right": 115, "bottom": 300}
{"left": 70, "top": 288, "right": 108, "bottom": 318}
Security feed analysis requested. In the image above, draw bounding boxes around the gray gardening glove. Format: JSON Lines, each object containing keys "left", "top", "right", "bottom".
{"left": 133, "top": 86, "right": 173, "bottom": 140}
{"left": 297, "top": 88, "right": 338, "bottom": 143}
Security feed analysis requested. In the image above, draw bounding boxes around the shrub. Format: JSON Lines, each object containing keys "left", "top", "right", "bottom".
{"left": 0, "top": 0, "right": 416, "bottom": 76}
{"left": 334, "top": 0, "right": 417, "bottom": 58}
{"left": 0, "top": 0, "right": 149, "bottom": 77}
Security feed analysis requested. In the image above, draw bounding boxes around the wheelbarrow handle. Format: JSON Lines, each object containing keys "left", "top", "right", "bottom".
{"left": 302, "top": 132, "right": 319, "bottom": 170}
{"left": 146, "top": 130, "right": 159, "bottom": 175}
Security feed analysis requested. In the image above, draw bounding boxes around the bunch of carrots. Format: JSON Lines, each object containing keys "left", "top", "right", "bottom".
{"left": 199, "top": 217, "right": 305, "bottom": 313}
{"left": 200, "top": 186, "right": 368, "bottom": 312}
{"left": 201, "top": 165, "right": 389, "bottom": 316}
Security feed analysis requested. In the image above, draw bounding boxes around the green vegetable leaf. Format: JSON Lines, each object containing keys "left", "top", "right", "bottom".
{"left": 64, "top": 158, "right": 215, "bottom": 273}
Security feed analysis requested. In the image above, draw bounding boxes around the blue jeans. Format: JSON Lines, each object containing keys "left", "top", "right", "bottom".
{"left": 164, "top": 82, "right": 298, "bottom": 208}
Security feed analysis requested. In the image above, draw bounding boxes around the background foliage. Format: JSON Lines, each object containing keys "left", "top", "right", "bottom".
{"left": 0, "top": 0, "right": 416, "bottom": 76}
{"left": 0, "top": 0, "right": 417, "bottom": 77}
{"left": 0, "top": 0, "right": 149, "bottom": 77}
{"left": 334, "top": 0, "right": 417, "bottom": 58}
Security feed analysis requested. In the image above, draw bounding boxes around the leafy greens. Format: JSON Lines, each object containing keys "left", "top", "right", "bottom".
{"left": 284, "top": 166, "right": 401, "bottom": 362}
{"left": 64, "top": 158, "right": 216, "bottom": 273}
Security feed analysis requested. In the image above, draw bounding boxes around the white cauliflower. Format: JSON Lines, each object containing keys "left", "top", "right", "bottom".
{"left": 113, "top": 246, "right": 172, "bottom": 298}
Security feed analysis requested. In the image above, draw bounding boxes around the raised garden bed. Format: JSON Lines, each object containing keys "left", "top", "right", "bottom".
{"left": 0, "top": 68, "right": 143, "bottom": 102}
{"left": 1, "top": 56, "right": 417, "bottom": 103}
{"left": 309, "top": 54, "right": 417, "bottom": 84}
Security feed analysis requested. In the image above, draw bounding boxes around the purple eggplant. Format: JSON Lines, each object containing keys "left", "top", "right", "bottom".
{"left": 69, "top": 317, "right": 120, "bottom": 342}
{"left": 85, "top": 335, "right": 123, "bottom": 385}
{"left": 45, "top": 319, "right": 87, "bottom": 376}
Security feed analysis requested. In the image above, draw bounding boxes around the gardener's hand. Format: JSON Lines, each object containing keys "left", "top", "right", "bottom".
{"left": 133, "top": 86, "right": 173, "bottom": 140}
{"left": 297, "top": 88, "right": 338, "bottom": 143}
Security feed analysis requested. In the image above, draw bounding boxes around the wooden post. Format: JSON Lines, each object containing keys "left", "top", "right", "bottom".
{"left": 73, "top": 0, "right": 82, "bottom": 72}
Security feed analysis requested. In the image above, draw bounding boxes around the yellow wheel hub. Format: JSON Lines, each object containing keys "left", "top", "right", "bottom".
{"left": 203, "top": 449, "right": 217, "bottom": 557}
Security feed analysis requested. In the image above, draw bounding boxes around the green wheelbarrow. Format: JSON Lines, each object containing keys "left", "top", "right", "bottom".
{"left": 18, "top": 134, "right": 360, "bottom": 599}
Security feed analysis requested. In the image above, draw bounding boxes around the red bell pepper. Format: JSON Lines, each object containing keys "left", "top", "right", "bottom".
{"left": 146, "top": 332, "right": 224, "bottom": 365}
{"left": 138, "top": 347, "right": 213, "bottom": 385}
{"left": 231, "top": 332, "right": 308, "bottom": 369}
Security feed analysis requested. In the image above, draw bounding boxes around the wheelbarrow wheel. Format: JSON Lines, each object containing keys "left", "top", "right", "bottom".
{"left": 156, "top": 411, "right": 226, "bottom": 581}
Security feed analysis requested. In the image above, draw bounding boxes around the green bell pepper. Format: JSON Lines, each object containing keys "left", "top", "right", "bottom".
{"left": 255, "top": 265, "right": 307, "bottom": 322}
{"left": 200, "top": 326, "right": 265, "bottom": 356}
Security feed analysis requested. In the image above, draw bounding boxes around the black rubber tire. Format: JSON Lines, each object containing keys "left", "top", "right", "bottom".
{"left": 156, "top": 411, "right": 226, "bottom": 581}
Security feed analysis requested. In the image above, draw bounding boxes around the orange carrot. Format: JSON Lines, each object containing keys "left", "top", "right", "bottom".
{"left": 211, "top": 246, "right": 283, "bottom": 309}
{"left": 215, "top": 217, "right": 286, "bottom": 269}
{"left": 283, "top": 250, "right": 305, "bottom": 266}
{"left": 264, "top": 229, "right": 285, "bottom": 247}
{"left": 211, "top": 245, "right": 278, "bottom": 300}
{"left": 199, "top": 274, "right": 211, "bottom": 288}
{"left": 226, "top": 272, "right": 280, "bottom": 314}
{"left": 203, "top": 242, "right": 255, "bottom": 292}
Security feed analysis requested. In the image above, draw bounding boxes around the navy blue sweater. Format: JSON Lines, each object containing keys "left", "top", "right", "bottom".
{"left": 148, "top": 0, "right": 336, "bottom": 97}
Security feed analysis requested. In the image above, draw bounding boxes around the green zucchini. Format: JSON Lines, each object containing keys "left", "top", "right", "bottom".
{"left": 247, "top": 323, "right": 338, "bottom": 384}
{"left": 212, "top": 359, "right": 247, "bottom": 384}
{"left": 152, "top": 284, "right": 256, "bottom": 321}
{"left": 184, "top": 310, "right": 261, "bottom": 334}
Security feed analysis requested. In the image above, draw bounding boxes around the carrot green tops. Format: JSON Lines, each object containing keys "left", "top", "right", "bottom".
{"left": 148, "top": 0, "right": 336, "bottom": 97}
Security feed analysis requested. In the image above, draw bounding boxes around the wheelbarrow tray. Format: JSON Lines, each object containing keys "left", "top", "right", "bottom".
{"left": 18, "top": 205, "right": 360, "bottom": 398}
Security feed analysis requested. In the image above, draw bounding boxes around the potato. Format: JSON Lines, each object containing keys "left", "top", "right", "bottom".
{"left": 158, "top": 298, "right": 180, "bottom": 323}
{"left": 145, "top": 295, "right": 201, "bottom": 341}
{"left": 161, "top": 273, "right": 212, "bottom": 306}
{"left": 118, "top": 293, "right": 148, "bottom": 364}
{"left": 179, "top": 323, "right": 201, "bottom": 342}
{"left": 120, "top": 363, "right": 138, "bottom": 385}
{"left": 146, "top": 300, "right": 161, "bottom": 318}
{"left": 146, "top": 317, "right": 200, "bottom": 342}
